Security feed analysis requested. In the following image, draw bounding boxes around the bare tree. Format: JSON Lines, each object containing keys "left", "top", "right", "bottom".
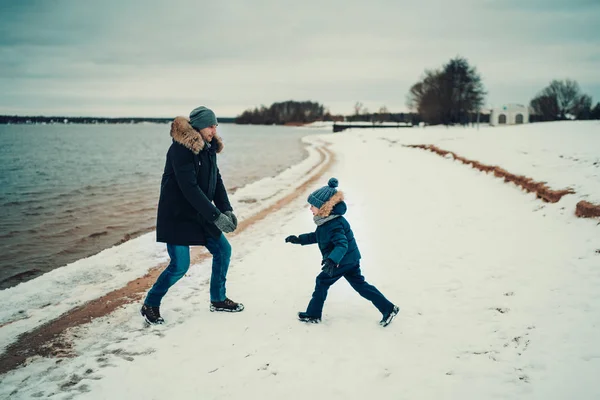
{"left": 406, "top": 57, "right": 486, "bottom": 125}
{"left": 530, "top": 94, "right": 560, "bottom": 121}
{"left": 353, "top": 102, "right": 364, "bottom": 116}
{"left": 591, "top": 103, "right": 600, "bottom": 120}
{"left": 573, "top": 94, "right": 593, "bottom": 119}
{"left": 530, "top": 79, "right": 593, "bottom": 120}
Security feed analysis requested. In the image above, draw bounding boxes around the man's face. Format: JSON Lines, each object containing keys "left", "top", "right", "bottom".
{"left": 199, "top": 125, "right": 217, "bottom": 142}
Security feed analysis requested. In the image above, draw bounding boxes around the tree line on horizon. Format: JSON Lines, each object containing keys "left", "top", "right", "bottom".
{"left": 235, "top": 101, "right": 333, "bottom": 125}
{"left": 234, "top": 100, "right": 427, "bottom": 126}
{"left": 0, "top": 115, "right": 239, "bottom": 125}
{"left": 236, "top": 56, "right": 600, "bottom": 126}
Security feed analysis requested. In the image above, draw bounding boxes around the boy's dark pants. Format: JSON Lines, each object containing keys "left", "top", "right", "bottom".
{"left": 306, "top": 263, "right": 394, "bottom": 318}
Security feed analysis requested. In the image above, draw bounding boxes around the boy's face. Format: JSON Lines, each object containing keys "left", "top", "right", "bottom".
{"left": 309, "top": 205, "right": 319, "bottom": 216}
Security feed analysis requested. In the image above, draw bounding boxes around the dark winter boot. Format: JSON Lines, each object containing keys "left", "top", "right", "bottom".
{"left": 210, "top": 298, "right": 245, "bottom": 312}
{"left": 141, "top": 304, "right": 165, "bottom": 325}
{"left": 298, "top": 312, "right": 321, "bottom": 324}
{"left": 379, "top": 305, "right": 399, "bottom": 327}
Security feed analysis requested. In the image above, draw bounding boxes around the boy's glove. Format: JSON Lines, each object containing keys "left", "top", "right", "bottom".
{"left": 285, "top": 235, "right": 300, "bottom": 244}
{"left": 224, "top": 211, "right": 238, "bottom": 229}
{"left": 321, "top": 258, "right": 337, "bottom": 277}
{"left": 213, "top": 213, "right": 235, "bottom": 233}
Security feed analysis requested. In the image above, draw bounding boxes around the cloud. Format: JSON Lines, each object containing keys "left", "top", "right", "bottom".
{"left": 1, "top": 0, "right": 599, "bottom": 116}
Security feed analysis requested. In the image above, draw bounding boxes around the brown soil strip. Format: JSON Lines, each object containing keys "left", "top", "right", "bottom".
{"left": 404, "top": 144, "right": 576, "bottom": 203}
{"left": 0, "top": 144, "right": 335, "bottom": 376}
{"left": 575, "top": 201, "right": 600, "bottom": 218}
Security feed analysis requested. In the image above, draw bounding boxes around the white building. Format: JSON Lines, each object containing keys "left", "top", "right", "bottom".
{"left": 490, "top": 104, "right": 529, "bottom": 126}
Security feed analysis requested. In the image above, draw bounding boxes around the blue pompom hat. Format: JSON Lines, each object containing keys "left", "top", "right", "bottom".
{"left": 307, "top": 178, "right": 339, "bottom": 208}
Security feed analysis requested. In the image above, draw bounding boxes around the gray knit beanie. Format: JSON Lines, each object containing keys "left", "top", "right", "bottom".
{"left": 189, "top": 106, "right": 218, "bottom": 130}
{"left": 307, "top": 178, "right": 339, "bottom": 208}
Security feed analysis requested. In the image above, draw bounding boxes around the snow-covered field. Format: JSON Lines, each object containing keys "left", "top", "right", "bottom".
{"left": 1, "top": 121, "right": 599, "bottom": 399}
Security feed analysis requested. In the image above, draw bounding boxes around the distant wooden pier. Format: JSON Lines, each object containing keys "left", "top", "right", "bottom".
{"left": 333, "top": 123, "right": 413, "bottom": 133}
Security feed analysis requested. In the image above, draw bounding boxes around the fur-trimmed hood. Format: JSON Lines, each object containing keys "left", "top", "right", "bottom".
{"left": 170, "top": 116, "right": 224, "bottom": 155}
{"left": 317, "top": 192, "right": 346, "bottom": 217}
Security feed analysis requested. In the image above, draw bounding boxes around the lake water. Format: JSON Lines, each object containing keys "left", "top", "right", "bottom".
{"left": 0, "top": 122, "right": 321, "bottom": 289}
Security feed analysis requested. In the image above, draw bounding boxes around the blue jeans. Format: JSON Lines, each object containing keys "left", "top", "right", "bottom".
{"left": 306, "top": 264, "right": 394, "bottom": 318}
{"left": 145, "top": 234, "right": 232, "bottom": 307}
{"left": 205, "top": 234, "right": 231, "bottom": 302}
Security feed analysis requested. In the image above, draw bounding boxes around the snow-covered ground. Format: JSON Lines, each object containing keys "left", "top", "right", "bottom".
{"left": 1, "top": 121, "right": 599, "bottom": 399}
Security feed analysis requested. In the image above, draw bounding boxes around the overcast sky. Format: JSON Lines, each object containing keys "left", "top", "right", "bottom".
{"left": 1, "top": 0, "right": 599, "bottom": 117}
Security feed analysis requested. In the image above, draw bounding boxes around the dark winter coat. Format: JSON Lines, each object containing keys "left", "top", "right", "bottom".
{"left": 156, "top": 117, "right": 232, "bottom": 245}
{"left": 297, "top": 199, "right": 361, "bottom": 266}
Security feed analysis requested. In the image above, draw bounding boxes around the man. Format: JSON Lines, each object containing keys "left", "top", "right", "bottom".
{"left": 141, "top": 106, "right": 244, "bottom": 325}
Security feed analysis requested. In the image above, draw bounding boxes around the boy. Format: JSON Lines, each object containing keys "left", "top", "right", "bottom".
{"left": 285, "top": 178, "right": 399, "bottom": 327}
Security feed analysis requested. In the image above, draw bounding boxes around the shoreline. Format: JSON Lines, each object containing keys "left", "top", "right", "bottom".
{"left": 0, "top": 134, "right": 328, "bottom": 352}
{"left": 0, "top": 142, "right": 335, "bottom": 375}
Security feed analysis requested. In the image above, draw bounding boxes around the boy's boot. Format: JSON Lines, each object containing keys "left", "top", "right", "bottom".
{"left": 298, "top": 311, "right": 321, "bottom": 324}
{"left": 380, "top": 305, "right": 400, "bottom": 327}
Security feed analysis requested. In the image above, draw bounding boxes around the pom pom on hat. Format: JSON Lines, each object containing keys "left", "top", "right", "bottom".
{"left": 307, "top": 177, "right": 339, "bottom": 209}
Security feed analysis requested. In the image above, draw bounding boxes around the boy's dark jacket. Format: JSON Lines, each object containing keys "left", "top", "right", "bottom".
{"left": 156, "top": 117, "right": 232, "bottom": 246}
{"left": 297, "top": 200, "right": 361, "bottom": 266}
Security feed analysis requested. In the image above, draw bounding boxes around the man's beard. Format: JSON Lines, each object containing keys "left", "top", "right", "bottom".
{"left": 200, "top": 131, "right": 213, "bottom": 142}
